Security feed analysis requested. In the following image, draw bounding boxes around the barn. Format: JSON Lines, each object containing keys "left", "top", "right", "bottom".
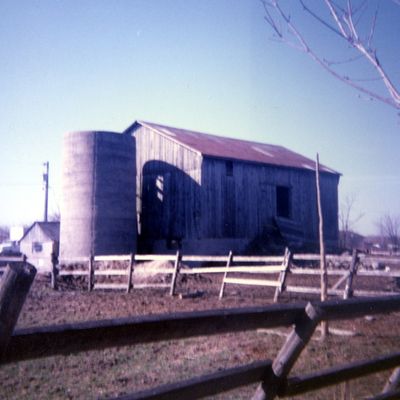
{"left": 19, "top": 221, "right": 60, "bottom": 272}
{"left": 124, "top": 121, "right": 340, "bottom": 254}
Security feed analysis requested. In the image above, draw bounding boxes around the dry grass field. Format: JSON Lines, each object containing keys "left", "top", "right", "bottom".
{"left": 1, "top": 269, "right": 400, "bottom": 400}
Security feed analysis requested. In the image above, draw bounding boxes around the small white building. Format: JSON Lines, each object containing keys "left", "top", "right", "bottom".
{"left": 19, "top": 221, "right": 60, "bottom": 273}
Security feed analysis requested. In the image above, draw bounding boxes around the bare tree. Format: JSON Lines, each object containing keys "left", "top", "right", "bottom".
{"left": 378, "top": 214, "right": 400, "bottom": 250}
{"left": 339, "top": 193, "right": 364, "bottom": 249}
{"left": 0, "top": 226, "right": 9, "bottom": 243}
{"left": 261, "top": 0, "right": 400, "bottom": 110}
{"left": 49, "top": 212, "right": 60, "bottom": 222}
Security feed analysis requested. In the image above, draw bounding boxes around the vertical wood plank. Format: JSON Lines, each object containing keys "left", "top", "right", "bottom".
{"left": 88, "top": 254, "right": 94, "bottom": 292}
{"left": 273, "top": 248, "right": 291, "bottom": 303}
{"left": 127, "top": 253, "right": 135, "bottom": 294}
{"left": 51, "top": 252, "right": 58, "bottom": 290}
{"left": 344, "top": 249, "right": 358, "bottom": 300}
{"left": 169, "top": 251, "right": 181, "bottom": 296}
{"left": 0, "top": 263, "right": 36, "bottom": 358}
{"left": 219, "top": 251, "right": 233, "bottom": 299}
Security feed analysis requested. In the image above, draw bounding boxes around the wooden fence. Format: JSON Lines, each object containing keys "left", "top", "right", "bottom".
{"left": 284, "top": 250, "right": 400, "bottom": 300}
{"left": 57, "top": 252, "right": 290, "bottom": 296}
{"left": 1, "top": 265, "right": 400, "bottom": 399}
{"left": 0, "top": 255, "right": 26, "bottom": 272}
{"left": 57, "top": 250, "right": 400, "bottom": 301}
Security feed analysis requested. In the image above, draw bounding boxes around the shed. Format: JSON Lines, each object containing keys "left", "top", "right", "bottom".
{"left": 124, "top": 121, "right": 340, "bottom": 254}
{"left": 19, "top": 221, "right": 60, "bottom": 272}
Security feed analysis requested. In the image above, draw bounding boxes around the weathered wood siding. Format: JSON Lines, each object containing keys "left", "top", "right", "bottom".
{"left": 133, "top": 126, "right": 339, "bottom": 251}
{"left": 133, "top": 126, "right": 202, "bottom": 244}
{"left": 201, "top": 158, "right": 339, "bottom": 246}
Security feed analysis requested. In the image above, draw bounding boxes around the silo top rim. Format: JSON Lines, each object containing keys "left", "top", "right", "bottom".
{"left": 65, "top": 130, "right": 122, "bottom": 136}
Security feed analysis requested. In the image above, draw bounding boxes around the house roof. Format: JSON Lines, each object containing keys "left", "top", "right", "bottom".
{"left": 20, "top": 221, "right": 60, "bottom": 242}
{"left": 125, "top": 120, "right": 339, "bottom": 175}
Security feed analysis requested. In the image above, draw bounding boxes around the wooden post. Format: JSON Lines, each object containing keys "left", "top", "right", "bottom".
{"left": 51, "top": 252, "right": 58, "bottom": 290}
{"left": 88, "top": 254, "right": 94, "bottom": 292}
{"left": 316, "top": 154, "right": 328, "bottom": 339}
{"left": 382, "top": 367, "right": 400, "bottom": 394}
{"left": 0, "top": 263, "right": 36, "bottom": 358}
{"left": 343, "top": 249, "right": 358, "bottom": 300}
{"left": 219, "top": 251, "right": 233, "bottom": 299}
{"left": 127, "top": 253, "right": 135, "bottom": 294}
{"left": 169, "top": 251, "right": 181, "bottom": 296}
{"left": 252, "top": 302, "right": 323, "bottom": 400}
{"left": 273, "top": 248, "right": 291, "bottom": 303}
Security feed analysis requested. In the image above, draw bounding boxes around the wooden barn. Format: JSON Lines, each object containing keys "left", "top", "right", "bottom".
{"left": 19, "top": 221, "right": 60, "bottom": 272}
{"left": 124, "top": 121, "right": 340, "bottom": 254}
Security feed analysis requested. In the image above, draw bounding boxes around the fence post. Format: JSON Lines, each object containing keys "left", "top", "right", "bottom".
{"left": 382, "top": 367, "right": 400, "bottom": 394}
{"left": 169, "top": 251, "right": 181, "bottom": 296}
{"left": 344, "top": 249, "right": 358, "bottom": 300}
{"left": 51, "top": 252, "right": 58, "bottom": 290}
{"left": 252, "top": 302, "right": 323, "bottom": 400}
{"left": 0, "top": 263, "right": 36, "bottom": 358}
{"left": 127, "top": 253, "right": 135, "bottom": 294}
{"left": 219, "top": 251, "right": 233, "bottom": 299}
{"left": 88, "top": 254, "right": 94, "bottom": 292}
{"left": 274, "top": 248, "right": 291, "bottom": 303}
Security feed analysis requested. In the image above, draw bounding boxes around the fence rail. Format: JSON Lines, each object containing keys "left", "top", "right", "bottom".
{"left": 58, "top": 251, "right": 292, "bottom": 295}
{"left": 2, "top": 263, "right": 400, "bottom": 399}
{"left": 56, "top": 250, "right": 400, "bottom": 301}
{"left": 3, "top": 295, "right": 400, "bottom": 364}
{"left": 0, "top": 255, "right": 26, "bottom": 274}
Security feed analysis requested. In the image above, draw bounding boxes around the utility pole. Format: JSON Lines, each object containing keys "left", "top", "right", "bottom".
{"left": 43, "top": 161, "right": 49, "bottom": 222}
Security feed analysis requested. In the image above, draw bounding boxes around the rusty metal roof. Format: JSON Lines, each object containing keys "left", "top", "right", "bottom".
{"left": 126, "top": 120, "right": 339, "bottom": 175}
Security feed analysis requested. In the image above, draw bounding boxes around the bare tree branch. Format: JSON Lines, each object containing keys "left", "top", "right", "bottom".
{"left": 299, "top": 0, "right": 342, "bottom": 37}
{"left": 323, "top": 53, "right": 364, "bottom": 66}
{"left": 339, "top": 193, "right": 364, "bottom": 249}
{"left": 261, "top": 0, "right": 400, "bottom": 110}
{"left": 378, "top": 214, "right": 400, "bottom": 249}
{"left": 367, "top": 4, "right": 379, "bottom": 49}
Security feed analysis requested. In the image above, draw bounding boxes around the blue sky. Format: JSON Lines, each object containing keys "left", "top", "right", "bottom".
{"left": 0, "top": 0, "right": 399, "bottom": 235}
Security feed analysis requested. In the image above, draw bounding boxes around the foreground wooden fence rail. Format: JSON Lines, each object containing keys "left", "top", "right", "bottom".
{"left": 1, "top": 268, "right": 400, "bottom": 400}
{"left": 0, "top": 255, "right": 27, "bottom": 276}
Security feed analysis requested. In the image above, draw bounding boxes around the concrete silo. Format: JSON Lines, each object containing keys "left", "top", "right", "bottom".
{"left": 60, "top": 131, "right": 136, "bottom": 259}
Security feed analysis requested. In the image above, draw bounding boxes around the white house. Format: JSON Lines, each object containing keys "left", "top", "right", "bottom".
{"left": 19, "top": 221, "right": 60, "bottom": 273}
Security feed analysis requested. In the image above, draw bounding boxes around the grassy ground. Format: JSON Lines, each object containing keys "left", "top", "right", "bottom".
{"left": 0, "top": 271, "right": 399, "bottom": 399}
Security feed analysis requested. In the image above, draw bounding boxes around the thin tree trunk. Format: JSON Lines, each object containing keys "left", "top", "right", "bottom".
{"left": 316, "top": 153, "right": 328, "bottom": 339}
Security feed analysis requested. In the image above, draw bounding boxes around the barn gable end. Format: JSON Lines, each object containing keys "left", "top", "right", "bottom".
{"left": 125, "top": 122, "right": 203, "bottom": 252}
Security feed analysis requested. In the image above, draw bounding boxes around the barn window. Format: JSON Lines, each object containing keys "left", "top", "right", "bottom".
{"left": 32, "top": 242, "right": 43, "bottom": 253}
{"left": 225, "top": 160, "right": 233, "bottom": 177}
{"left": 276, "top": 186, "right": 291, "bottom": 219}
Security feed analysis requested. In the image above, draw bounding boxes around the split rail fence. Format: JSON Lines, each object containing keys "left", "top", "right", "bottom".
{"left": 0, "top": 255, "right": 26, "bottom": 274}
{"left": 1, "top": 263, "right": 400, "bottom": 399}
{"left": 57, "top": 250, "right": 400, "bottom": 300}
